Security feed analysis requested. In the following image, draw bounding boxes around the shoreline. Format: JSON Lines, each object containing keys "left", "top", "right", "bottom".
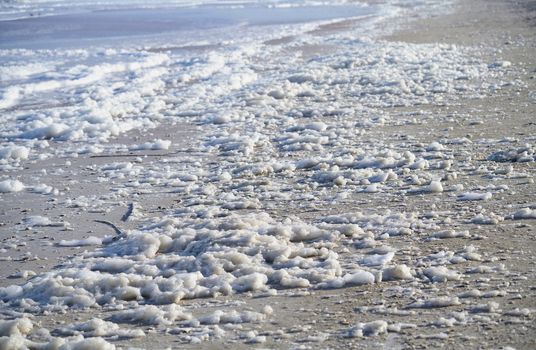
{"left": 1, "top": 0, "right": 535, "bottom": 349}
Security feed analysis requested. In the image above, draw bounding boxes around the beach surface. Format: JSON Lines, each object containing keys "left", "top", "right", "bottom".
{"left": 0, "top": 0, "right": 535, "bottom": 349}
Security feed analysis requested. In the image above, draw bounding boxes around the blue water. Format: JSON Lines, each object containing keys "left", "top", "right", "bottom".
{"left": 0, "top": 4, "right": 376, "bottom": 49}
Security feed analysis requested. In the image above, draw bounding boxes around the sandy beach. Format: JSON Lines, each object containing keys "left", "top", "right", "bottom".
{"left": 0, "top": 0, "right": 535, "bottom": 349}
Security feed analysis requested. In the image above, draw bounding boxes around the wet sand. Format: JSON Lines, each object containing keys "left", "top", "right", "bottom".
{"left": 1, "top": 0, "right": 535, "bottom": 349}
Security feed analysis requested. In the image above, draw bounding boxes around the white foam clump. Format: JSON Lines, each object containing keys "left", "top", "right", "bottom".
{"left": 222, "top": 199, "right": 261, "bottom": 211}
{"left": 24, "top": 215, "right": 69, "bottom": 228}
{"left": 422, "top": 180, "right": 443, "bottom": 193}
{"left": 431, "top": 230, "right": 470, "bottom": 239}
{"left": 58, "top": 236, "right": 103, "bottom": 247}
{"left": 0, "top": 86, "right": 21, "bottom": 110}
{"left": 4, "top": 53, "right": 169, "bottom": 114}
{"left": 245, "top": 334, "right": 267, "bottom": 344}
{"left": 503, "top": 308, "right": 531, "bottom": 317}
{"left": 0, "top": 318, "right": 33, "bottom": 337}
{"left": 429, "top": 317, "right": 456, "bottom": 328}
{"left": 24, "top": 215, "right": 53, "bottom": 227}
{"left": 295, "top": 158, "right": 320, "bottom": 169}
{"left": 0, "top": 146, "right": 30, "bottom": 161}
{"left": 457, "top": 192, "right": 492, "bottom": 201}
{"left": 426, "top": 142, "right": 445, "bottom": 151}
{"left": 407, "top": 296, "right": 461, "bottom": 309}
{"left": 457, "top": 289, "right": 482, "bottom": 298}
{"left": 58, "top": 318, "right": 145, "bottom": 338}
{"left": 59, "top": 337, "right": 116, "bottom": 350}
{"left": 0, "top": 179, "right": 25, "bottom": 193}
{"left": 101, "top": 162, "right": 134, "bottom": 171}
{"left": 0, "top": 62, "right": 52, "bottom": 82}
{"left": 470, "top": 213, "right": 503, "bottom": 225}
{"left": 345, "top": 320, "right": 388, "bottom": 337}
{"left": 1, "top": 52, "right": 170, "bottom": 146}
{"left": 488, "top": 144, "right": 535, "bottom": 162}
{"left": 423, "top": 266, "right": 461, "bottom": 282}
{"left": 511, "top": 208, "right": 536, "bottom": 220}
{"left": 382, "top": 265, "right": 413, "bottom": 281}
{"left": 111, "top": 305, "right": 191, "bottom": 326}
{"left": 232, "top": 272, "right": 268, "bottom": 292}
{"left": 198, "top": 310, "right": 266, "bottom": 325}
{"left": 31, "top": 183, "right": 59, "bottom": 196}
{"left": 470, "top": 301, "right": 501, "bottom": 313}
{"left": 129, "top": 139, "right": 172, "bottom": 151}
{"left": 10, "top": 270, "right": 36, "bottom": 279}
{"left": 360, "top": 252, "right": 395, "bottom": 267}
{"left": 0, "top": 318, "right": 118, "bottom": 350}
{"left": 318, "top": 270, "right": 375, "bottom": 289}
{"left": 19, "top": 123, "right": 71, "bottom": 140}
{"left": 368, "top": 170, "right": 397, "bottom": 184}
{"left": 205, "top": 111, "right": 242, "bottom": 124}
{"left": 363, "top": 184, "right": 380, "bottom": 193}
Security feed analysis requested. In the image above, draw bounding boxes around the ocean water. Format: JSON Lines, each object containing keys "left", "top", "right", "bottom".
{"left": 0, "top": 3, "right": 376, "bottom": 49}
{"left": 0, "top": 0, "right": 369, "bottom": 21}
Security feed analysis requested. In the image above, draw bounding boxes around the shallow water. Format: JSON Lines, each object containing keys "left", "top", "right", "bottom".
{"left": 0, "top": 4, "right": 375, "bottom": 49}
{"left": 0, "top": 0, "right": 366, "bottom": 20}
